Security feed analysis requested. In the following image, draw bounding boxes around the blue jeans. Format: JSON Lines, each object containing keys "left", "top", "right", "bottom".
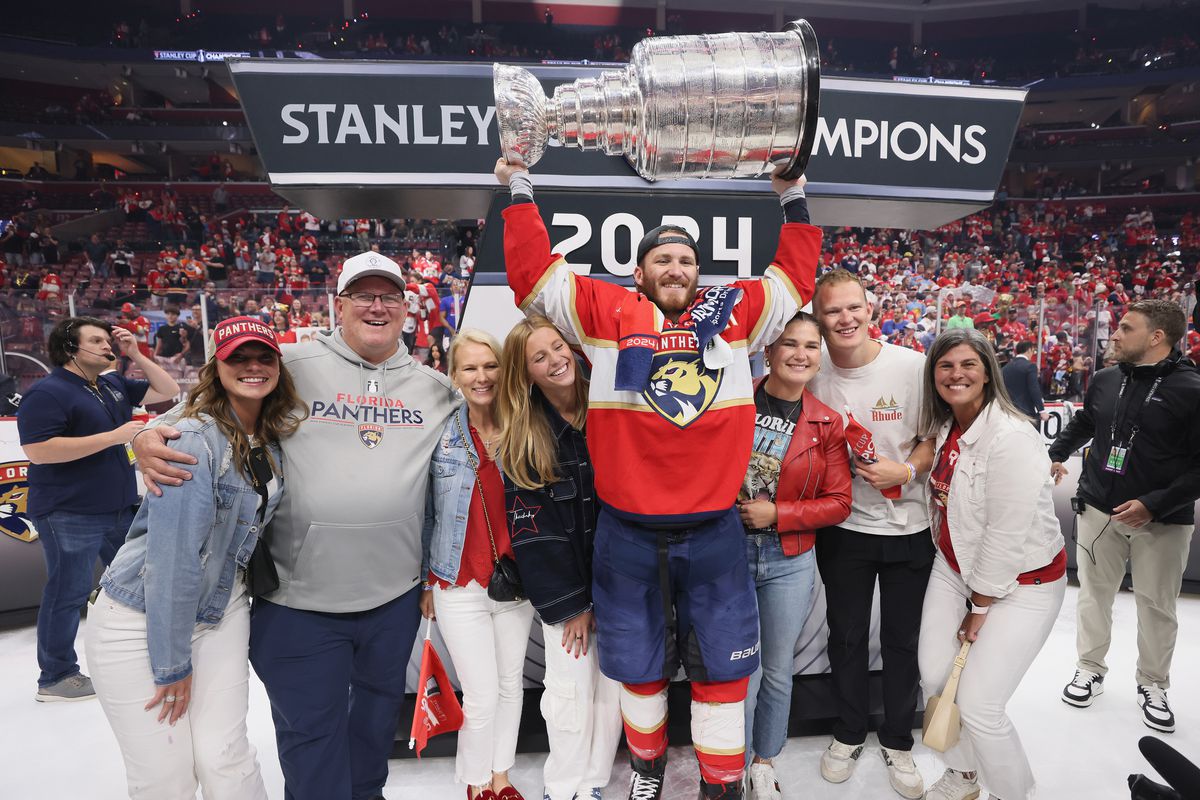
{"left": 35, "top": 506, "right": 135, "bottom": 687}
{"left": 743, "top": 535, "right": 816, "bottom": 761}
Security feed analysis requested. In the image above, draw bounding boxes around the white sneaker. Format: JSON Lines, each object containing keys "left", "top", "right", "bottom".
{"left": 745, "top": 762, "right": 781, "bottom": 800}
{"left": 880, "top": 747, "right": 925, "bottom": 799}
{"left": 1137, "top": 683, "right": 1176, "bottom": 733}
{"left": 819, "top": 739, "right": 864, "bottom": 784}
{"left": 1061, "top": 669, "right": 1104, "bottom": 707}
{"left": 925, "top": 768, "right": 981, "bottom": 800}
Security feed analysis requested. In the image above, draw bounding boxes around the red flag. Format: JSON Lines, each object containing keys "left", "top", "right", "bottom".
{"left": 408, "top": 636, "right": 464, "bottom": 757}
{"left": 843, "top": 408, "right": 902, "bottom": 500}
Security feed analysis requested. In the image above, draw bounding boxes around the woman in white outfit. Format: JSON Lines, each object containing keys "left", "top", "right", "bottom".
{"left": 917, "top": 328, "right": 1067, "bottom": 800}
{"left": 86, "top": 316, "right": 305, "bottom": 799}
{"left": 497, "top": 315, "right": 622, "bottom": 800}
{"left": 421, "top": 329, "right": 536, "bottom": 800}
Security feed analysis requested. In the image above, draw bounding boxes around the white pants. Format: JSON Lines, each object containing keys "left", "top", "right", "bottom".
{"left": 918, "top": 556, "right": 1065, "bottom": 800}
{"left": 433, "top": 582, "right": 535, "bottom": 786}
{"left": 84, "top": 579, "right": 267, "bottom": 800}
{"left": 540, "top": 620, "right": 622, "bottom": 800}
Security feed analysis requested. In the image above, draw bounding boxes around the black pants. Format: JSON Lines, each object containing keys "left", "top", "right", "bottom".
{"left": 815, "top": 526, "right": 934, "bottom": 750}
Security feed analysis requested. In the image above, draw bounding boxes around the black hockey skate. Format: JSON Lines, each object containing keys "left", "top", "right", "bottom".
{"left": 627, "top": 753, "right": 667, "bottom": 800}
{"left": 698, "top": 777, "right": 744, "bottom": 800}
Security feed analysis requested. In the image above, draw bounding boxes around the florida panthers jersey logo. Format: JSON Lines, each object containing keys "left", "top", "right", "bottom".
{"left": 642, "top": 330, "right": 723, "bottom": 428}
{"left": 358, "top": 423, "right": 384, "bottom": 449}
{"left": 0, "top": 461, "right": 38, "bottom": 543}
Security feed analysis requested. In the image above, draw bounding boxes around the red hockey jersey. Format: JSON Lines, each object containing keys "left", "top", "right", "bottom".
{"left": 503, "top": 201, "right": 821, "bottom": 524}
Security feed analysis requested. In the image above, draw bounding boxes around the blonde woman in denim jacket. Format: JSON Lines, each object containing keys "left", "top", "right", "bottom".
{"left": 86, "top": 317, "right": 306, "bottom": 800}
{"left": 420, "top": 328, "right": 535, "bottom": 800}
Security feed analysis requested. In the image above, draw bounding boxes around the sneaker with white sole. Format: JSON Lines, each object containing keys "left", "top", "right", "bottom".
{"left": 1137, "top": 683, "right": 1176, "bottom": 733}
{"left": 925, "top": 768, "right": 981, "bottom": 800}
{"left": 880, "top": 747, "right": 925, "bottom": 799}
{"left": 1062, "top": 669, "right": 1104, "bottom": 707}
{"left": 819, "top": 739, "right": 864, "bottom": 783}
{"left": 745, "top": 762, "right": 781, "bottom": 800}
{"left": 35, "top": 673, "right": 95, "bottom": 703}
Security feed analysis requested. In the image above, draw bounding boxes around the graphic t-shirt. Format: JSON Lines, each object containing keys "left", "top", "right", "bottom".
{"left": 932, "top": 421, "right": 1067, "bottom": 585}
{"left": 740, "top": 385, "right": 800, "bottom": 535}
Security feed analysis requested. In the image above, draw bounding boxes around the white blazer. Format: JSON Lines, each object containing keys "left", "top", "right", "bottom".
{"left": 929, "top": 400, "right": 1065, "bottom": 599}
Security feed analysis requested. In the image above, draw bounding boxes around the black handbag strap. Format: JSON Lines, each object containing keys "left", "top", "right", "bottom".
{"left": 246, "top": 443, "right": 272, "bottom": 527}
{"left": 453, "top": 412, "right": 501, "bottom": 565}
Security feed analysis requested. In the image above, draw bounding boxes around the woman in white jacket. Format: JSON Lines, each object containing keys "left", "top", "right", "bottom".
{"left": 917, "top": 328, "right": 1067, "bottom": 800}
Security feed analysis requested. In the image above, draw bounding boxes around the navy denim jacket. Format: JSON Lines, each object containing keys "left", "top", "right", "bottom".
{"left": 101, "top": 415, "right": 284, "bottom": 685}
{"left": 420, "top": 403, "right": 478, "bottom": 585}
{"left": 504, "top": 389, "right": 596, "bottom": 625}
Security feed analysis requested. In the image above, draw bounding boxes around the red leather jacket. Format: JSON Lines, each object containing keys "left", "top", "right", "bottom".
{"left": 752, "top": 378, "right": 853, "bottom": 556}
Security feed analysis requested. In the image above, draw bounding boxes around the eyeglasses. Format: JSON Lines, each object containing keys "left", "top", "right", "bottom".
{"left": 339, "top": 292, "right": 405, "bottom": 308}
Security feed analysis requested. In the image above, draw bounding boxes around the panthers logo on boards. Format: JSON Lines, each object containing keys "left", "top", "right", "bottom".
{"left": 358, "top": 423, "right": 384, "bottom": 449}
{"left": 0, "top": 460, "right": 38, "bottom": 543}
{"left": 642, "top": 332, "right": 723, "bottom": 429}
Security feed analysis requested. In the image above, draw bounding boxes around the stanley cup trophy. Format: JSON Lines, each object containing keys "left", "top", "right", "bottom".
{"left": 493, "top": 20, "right": 820, "bottom": 181}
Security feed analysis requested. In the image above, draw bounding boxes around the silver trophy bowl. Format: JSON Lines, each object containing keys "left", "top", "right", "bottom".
{"left": 493, "top": 20, "right": 820, "bottom": 181}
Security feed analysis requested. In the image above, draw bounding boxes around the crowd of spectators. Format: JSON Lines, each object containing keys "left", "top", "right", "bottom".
{"left": 0, "top": 201, "right": 478, "bottom": 392}
{"left": 2, "top": 185, "right": 1197, "bottom": 407}
{"left": 823, "top": 197, "right": 1199, "bottom": 403}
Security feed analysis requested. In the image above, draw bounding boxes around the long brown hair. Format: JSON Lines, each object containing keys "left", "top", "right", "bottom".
{"left": 497, "top": 315, "right": 589, "bottom": 490}
{"left": 181, "top": 349, "right": 307, "bottom": 479}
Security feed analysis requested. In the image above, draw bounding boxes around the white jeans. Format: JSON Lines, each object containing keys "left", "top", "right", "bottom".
{"left": 433, "top": 582, "right": 535, "bottom": 786}
{"left": 84, "top": 579, "right": 267, "bottom": 800}
{"left": 918, "top": 556, "right": 1065, "bottom": 800}
{"left": 540, "top": 620, "right": 622, "bottom": 800}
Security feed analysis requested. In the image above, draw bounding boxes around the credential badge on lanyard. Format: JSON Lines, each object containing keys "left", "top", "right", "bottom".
{"left": 1103, "top": 374, "right": 1163, "bottom": 476}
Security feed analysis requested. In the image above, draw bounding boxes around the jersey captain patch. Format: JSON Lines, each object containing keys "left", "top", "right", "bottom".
{"left": 642, "top": 329, "right": 723, "bottom": 429}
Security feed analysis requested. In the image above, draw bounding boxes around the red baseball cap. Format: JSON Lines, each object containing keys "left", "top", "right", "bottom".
{"left": 212, "top": 316, "right": 281, "bottom": 361}
{"left": 121, "top": 302, "right": 136, "bottom": 313}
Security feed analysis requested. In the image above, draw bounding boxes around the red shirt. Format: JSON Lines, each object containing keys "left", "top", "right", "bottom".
{"left": 430, "top": 427, "right": 513, "bottom": 589}
{"left": 932, "top": 423, "right": 1066, "bottom": 586}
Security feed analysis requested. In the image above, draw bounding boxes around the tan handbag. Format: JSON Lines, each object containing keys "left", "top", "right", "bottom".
{"left": 922, "top": 640, "right": 972, "bottom": 752}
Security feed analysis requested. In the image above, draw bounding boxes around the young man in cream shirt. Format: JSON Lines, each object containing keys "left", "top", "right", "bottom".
{"left": 807, "top": 269, "right": 935, "bottom": 800}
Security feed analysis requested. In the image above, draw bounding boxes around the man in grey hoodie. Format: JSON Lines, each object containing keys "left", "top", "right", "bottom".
{"left": 134, "top": 252, "right": 457, "bottom": 800}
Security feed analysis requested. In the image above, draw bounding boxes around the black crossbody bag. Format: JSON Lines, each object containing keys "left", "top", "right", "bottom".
{"left": 244, "top": 444, "right": 280, "bottom": 597}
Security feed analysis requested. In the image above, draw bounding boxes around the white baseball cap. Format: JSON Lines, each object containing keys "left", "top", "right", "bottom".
{"left": 337, "top": 252, "right": 405, "bottom": 294}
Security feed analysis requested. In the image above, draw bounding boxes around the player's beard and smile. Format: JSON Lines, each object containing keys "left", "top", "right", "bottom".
{"left": 635, "top": 244, "right": 700, "bottom": 321}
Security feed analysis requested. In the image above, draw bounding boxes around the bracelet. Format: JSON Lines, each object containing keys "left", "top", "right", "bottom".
{"left": 903, "top": 461, "right": 917, "bottom": 484}
{"left": 969, "top": 602, "right": 990, "bottom": 615}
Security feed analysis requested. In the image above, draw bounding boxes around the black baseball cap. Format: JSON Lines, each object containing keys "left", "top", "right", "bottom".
{"left": 636, "top": 225, "right": 700, "bottom": 267}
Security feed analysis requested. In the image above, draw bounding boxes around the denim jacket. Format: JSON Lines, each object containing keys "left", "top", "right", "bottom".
{"left": 421, "top": 403, "right": 478, "bottom": 585}
{"left": 101, "top": 415, "right": 284, "bottom": 685}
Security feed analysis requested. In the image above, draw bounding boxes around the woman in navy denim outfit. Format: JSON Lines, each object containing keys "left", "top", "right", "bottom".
{"left": 496, "top": 315, "right": 622, "bottom": 800}
{"left": 420, "top": 328, "right": 535, "bottom": 800}
{"left": 85, "top": 317, "right": 306, "bottom": 800}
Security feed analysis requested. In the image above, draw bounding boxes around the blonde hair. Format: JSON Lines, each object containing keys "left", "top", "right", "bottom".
{"left": 497, "top": 315, "right": 589, "bottom": 490}
{"left": 813, "top": 268, "right": 868, "bottom": 307}
{"left": 447, "top": 328, "right": 503, "bottom": 378}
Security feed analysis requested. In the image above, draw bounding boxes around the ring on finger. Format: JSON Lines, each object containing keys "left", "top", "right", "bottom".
{"left": 165, "top": 695, "right": 177, "bottom": 702}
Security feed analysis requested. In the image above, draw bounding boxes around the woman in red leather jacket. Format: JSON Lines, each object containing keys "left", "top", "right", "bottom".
{"left": 738, "top": 311, "right": 853, "bottom": 799}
